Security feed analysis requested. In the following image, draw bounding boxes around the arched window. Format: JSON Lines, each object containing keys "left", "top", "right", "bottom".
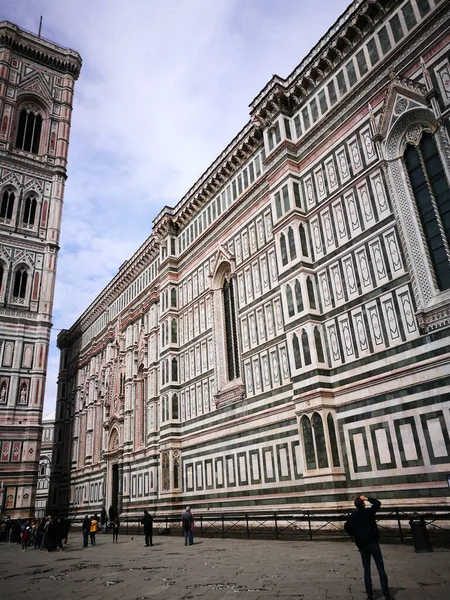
{"left": 301, "top": 416, "right": 316, "bottom": 470}
{"left": 404, "top": 132, "right": 450, "bottom": 290}
{"left": 312, "top": 413, "right": 329, "bottom": 468}
{"left": 275, "top": 193, "right": 282, "bottom": 219}
{"left": 172, "top": 394, "right": 179, "bottom": 420}
{"left": 173, "top": 451, "right": 180, "bottom": 489}
{"left": 280, "top": 233, "right": 288, "bottom": 266}
{"left": 161, "top": 452, "right": 170, "bottom": 491}
{"left": 307, "top": 277, "right": 316, "bottom": 310}
{"left": 288, "top": 227, "right": 297, "bottom": 260}
{"left": 293, "top": 333, "right": 302, "bottom": 369}
{"left": 295, "top": 280, "right": 303, "bottom": 312}
{"left": 0, "top": 263, "right": 4, "bottom": 291}
{"left": 171, "top": 318, "right": 177, "bottom": 344}
{"left": 171, "top": 287, "right": 177, "bottom": 307}
{"left": 23, "top": 195, "right": 37, "bottom": 227}
{"left": 223, "top": 276, "right": 240, "bottom": 381}
{"left": 15, "top": 108, "right": 43, "bottom": 154}
{"left": 314, "top": 327, "right": 325, "bottom": 363}
{"left": 299, "top": 224, "right": 309, "bottom": 257}
{"left": 327, "top": 413, "right": 341, "bottom": 467}
{"left": 13, "top": 268, "right": 28, "bottom": 300}
{"left": 171, "top": 357, "right": 178, "bottom": 381}
{"left": 286, "top": 284, "right": 295, "bottom": 317}
{"left": 0, "top": 190, "right": 15, "bottom": 221}
{"left": 302, "top": 329, "right": 311, "bottom": 366}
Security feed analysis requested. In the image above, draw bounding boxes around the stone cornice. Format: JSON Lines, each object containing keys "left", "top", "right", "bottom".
{"left": 0, "top": 21, "right": 82, "bottom": 79}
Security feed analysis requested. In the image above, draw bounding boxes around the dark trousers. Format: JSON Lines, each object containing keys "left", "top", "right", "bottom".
{"left": 90, "top": 532, "right": 96, "bottom": 545}
{"left": 82, "top": 530, "right": 89, "bottom": 548}
{"left": 144, "top": 530, "right": 152, "bottom": 546}
{"left": 113, "top": 528, "right": 118, "bottom": 543}
{"left": 359, "top": 542, "right": 390, "bottom": 599}
{"left": 184, "top": 528, "right": 193, "bottom": 545}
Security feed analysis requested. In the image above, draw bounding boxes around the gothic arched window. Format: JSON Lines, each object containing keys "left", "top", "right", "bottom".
{"left": 171, "top": 287, "right": 177, "bottom": 307}
{"left": 15, "top": 108, "right": 43, "bottom": 154}
{"left": 13, "top": 268, "right": 28, "bottom": 300}
{"left": 172, "top": 393, "right": 179, "bottom": 420}
{"left": 280, "top": 233, "right": 288, "bottom": 266}
{"left": 301, "top": 416, "right": 316, "bottom": 470}
{"left": 307, "top": 277, "right": 316, "bottom": 310}
{"left": 404, "top": 132, "right": 450, "bottom": 290}
{"left": 299, "top": 224, "right": 309, "bottom": 257}
{"left": 288, "top": 227, "right": 297, "bottom": 260}
{"left": 314, "top": 326, "right": 325, "bottom": 363}
{"left": 0, "top": 263, "right": 3, "bottom": 291}
{"left": 293, "top": 333, "right": 302, "bottom": 369}
{"left": 223, "top": 277, "right": 240, "bottom": 380}
{"left": 327, "top": 413, "right": 341, "bottom": 467}
{"left": 173, "top": 451, "right": 180, "bottom": 489}
{"left": 295, "top": 279, "right": 303, "bottom": 312}
{"left": 171, "top": 318, "right": 177, "bottom": 344}
{"left": 286, "top": 284, "right": 294, "bottom": 317}
{"left": 171, "top": 357, "right": 178, "bottom": 381}
{"left": 312, "top": 413, "right": 329, "bottom": 469}
{"left": 161, "top": 452, "right": 170, "bottom": 491}
{"left": 0, "top": 189, "right": 15, "bottom": 221}
{"left": 23, "top": 195, "right": 37, "bottom": 227}
{"left": 302, "top": 329, "right": 311, "bottom": 366}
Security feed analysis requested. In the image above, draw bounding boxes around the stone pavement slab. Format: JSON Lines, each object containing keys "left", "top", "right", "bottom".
{"left": 1, "top": 533, "right": 449, "bottom": 600}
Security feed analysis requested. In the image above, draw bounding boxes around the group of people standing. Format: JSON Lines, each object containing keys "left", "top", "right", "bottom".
{"left": 0, "top": 516, "right": 70, "bottom": 551}
{"left": 82, "top": 505, "right": 120, "bottom": 547}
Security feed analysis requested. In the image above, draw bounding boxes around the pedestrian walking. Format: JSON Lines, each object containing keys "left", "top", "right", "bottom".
{"left": 141, "top": 509, "right": 153, "bottom": 547}
{"left": 100, "top": 506, "right": 107, "bottom": 532}
{"left": 112, "top": 515, "right": 120, "bottom": 543}
{"left": 344, "top": 495, "right": 392, "bottom": 600}
{"left": 21, "top": 519, "right": 31, "bottom": 551}
{"left": 82, "top": 514, "right": 90, "bottom": 548}
{"left": 181, "top": 507, "right": 194, "bottom": 546}
{"left": 90, "top": 514, "right": 99, "bottom": 545}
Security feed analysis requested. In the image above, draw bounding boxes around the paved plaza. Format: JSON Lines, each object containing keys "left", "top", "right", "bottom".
{"left": 1, "top": 533, "right": 449, "bottom": 600}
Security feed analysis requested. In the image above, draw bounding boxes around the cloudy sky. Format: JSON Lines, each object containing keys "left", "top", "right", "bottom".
{"left": 2, "top": 0, "right": 350, "bottom": 414}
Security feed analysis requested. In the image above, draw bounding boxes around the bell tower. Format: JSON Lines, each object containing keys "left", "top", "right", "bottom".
{"left": 0, "top": 21, "right": 81, "bottom": 517}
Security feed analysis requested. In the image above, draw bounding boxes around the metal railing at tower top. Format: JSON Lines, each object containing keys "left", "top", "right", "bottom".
{"left": 65, "top": 506, "right": 450, "bottom": 545}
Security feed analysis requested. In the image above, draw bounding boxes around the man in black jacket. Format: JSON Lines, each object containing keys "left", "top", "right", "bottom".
{"left": 344, "top": 495, "right": 391, "bottom": 600}
{"left": 141, "top": 509, "right": 153, "bottom": 547}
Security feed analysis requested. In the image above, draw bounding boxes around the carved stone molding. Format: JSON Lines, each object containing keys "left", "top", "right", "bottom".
{"left": 214, "top": 381, "right": 245, "bottom": 409}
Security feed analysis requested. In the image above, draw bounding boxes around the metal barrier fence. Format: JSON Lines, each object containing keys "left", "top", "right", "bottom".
{"left": 68, "top": 506, "right": 450, "bottom": 544}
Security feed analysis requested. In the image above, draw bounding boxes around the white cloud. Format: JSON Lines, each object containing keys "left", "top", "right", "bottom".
{"left": 2, "top": 0, "right": 350, "bottom": 412}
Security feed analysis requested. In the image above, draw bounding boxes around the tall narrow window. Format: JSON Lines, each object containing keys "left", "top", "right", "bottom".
{"left": 0, "top": 264, "right": 3, "bottom": 291}
{"left": 171, "top": 318, "right": 177, "bottom": 343}
{"left": 288, "top": 227, "right": 297, "bottom": 260}
{"left": 286, "top": 284, "right": 294, "bottom": 317}
{"left": 15, "top": 109, "right": 42, "bottom": 154}
{"left": 404, "top": 133, "right": 450, "bottom": 290}
{"left": 327, "top": 413, "right": 341, "bottom": 467}
{"left": 162, "top": 452, "right": 170, "bottom": 491}
{"left": 293, "top": 333, "right": 302, "bottom": 369}
{"left": 299, "top": 224, "right": 309, "bottom": 257}
{"left": 171, "top": 357, "right": 178, "bottom": 381}
{"left": 173, "top": 451, "right": 180, "bottom": 489}
{"left": 280, "top": 233, "right": 288, "bottom": 266}
{"left": 302, "top": 416, "right": 316, "bottom": 470}
{"left": 171, "top": 287, "right": 177, "bottom": 307}
{"left": 13, "top": 268, "right": 28, "bottom": 300}
{"left": 23, "top": 196, "right": 37, "bottom": 227}
{"left": 223, "top": 277, "right": 240, "bottom": 380}
{"left": 302, "top": 329, "right": 311, "bottom": 366}
{"left": 295, "top": 280, "right": 303, "bottom": 312}
{"left": 172, "top": 394, "right": 179, "bottom": 420}
{"left": 312, "top": 413, "right": 329, "bottom": 468}
{"left": 314, "top": 327, "right": 325, "bottom": 363}
{"left": 0, "top": 190, "right": 15, "bottom": 221}
{"left": 307, "top": 277, "right": 317, "bottom": 310}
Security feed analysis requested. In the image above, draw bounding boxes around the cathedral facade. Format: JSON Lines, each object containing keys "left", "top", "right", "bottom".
{"left": 52, "top": 0, "right": 450, "bottom": 518}
{"left": 0, "top": 22, "right": 81, "bottom": 517}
